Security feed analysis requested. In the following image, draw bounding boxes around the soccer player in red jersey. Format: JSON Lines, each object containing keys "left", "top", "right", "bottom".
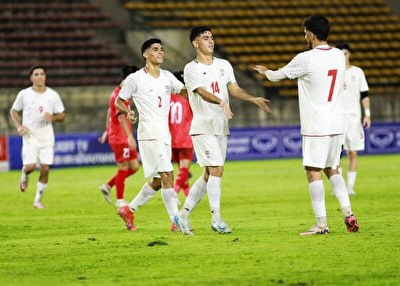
{"left": 98, "top": 65, "right": 140, "bottom": 208}
{"left": 169, "top": 71, "right": 194, "bottom": 198}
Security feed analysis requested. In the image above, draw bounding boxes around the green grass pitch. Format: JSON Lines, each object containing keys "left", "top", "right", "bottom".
{"left": 0, "top": 154, "right": 399, "bottom": 285}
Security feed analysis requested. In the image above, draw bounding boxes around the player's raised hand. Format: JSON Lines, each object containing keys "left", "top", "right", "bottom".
{"left": 220, "top": 100, "right": 233, "bottom": 119}
{"left": 253, "top": 65, "right": 268, "bottom": 75}
{"left": 252, "top": 97, "right": 272, "bottom": 112}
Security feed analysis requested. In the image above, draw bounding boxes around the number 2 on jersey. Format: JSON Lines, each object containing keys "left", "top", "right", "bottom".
{"left": 157, "top": 96, "right": 162, "bottom": 107}
{"left": 327, "top": 69, "right": 337, "bottom": 102}
{"left": 211, "top": 81, "right": 220, "bottom": 94}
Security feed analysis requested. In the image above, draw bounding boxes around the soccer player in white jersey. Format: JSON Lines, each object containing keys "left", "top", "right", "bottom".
{"left": 254, "top": 15, "right": 359, "bottom": 235}
{"left": 178, "top": 26, "right": 272, "bottom": 235}
{"left": 336, "top": 43, "right": 371, "bottom": 195}
{"left": 10, "top": 65, "right": 65, "bottom": 209}
{"left": 115, "top": 38, "right": 188, "bottom": 232}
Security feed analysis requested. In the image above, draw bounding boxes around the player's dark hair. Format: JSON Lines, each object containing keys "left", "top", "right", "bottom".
{"left": 141, "top": 38, "right": 162, "bottom": 55}
{"left": 303, "top": 14, "right": 330, "bottom": 41}
{"left": 190, "top": 26, "right": 212, "bottom": 42}
{"left": 29, "top": 65, "right": 46, "bottom": 76}
{"left": 121, "top": 65, "right": 139, "bottom": 79}
{"left": 336, "top": 43, "right": 352, "bottom": 52}
{"left": 173, "top": 71, "right": 184, "bottom": 84}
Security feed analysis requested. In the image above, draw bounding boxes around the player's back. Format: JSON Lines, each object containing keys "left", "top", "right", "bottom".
{"left": 169, "top": 93, "right": 193, "bottom": 148}
{"left": 298, "top": 46, "right": 346, "bottom": 136}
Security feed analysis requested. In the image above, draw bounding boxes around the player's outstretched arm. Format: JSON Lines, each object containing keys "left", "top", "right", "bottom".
{"left": 253, "top": 65, "right": 287, "bottom": 82}
{"left": 253, "top": 65, "right": 268, "bottom": 75}
{"left": 228, "top": 82, "right": 272, "bottom": 113}
{"left": 195, "top": 87, "right": 233, "bottom": 119}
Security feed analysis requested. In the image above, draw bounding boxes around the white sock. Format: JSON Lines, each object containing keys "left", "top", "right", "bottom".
{"left": 161, "top": 188, "right": 179, "bottom": 222}
{"left": 34, "top": 182, "right": 47, "bottom": 201}
{"left": 207, "top": 176, "right": 222, "bottom": 222}
{"left": 347, "top": 171, "right": 357, "bottom": 190}
{"left": 21, "top": 167, "right": 28, "bottom": 180}
{"left": 181, "top": 176, "right": 207, "bottom": 213}
{"left": 309, "top": 180, "right": 327, "bottom": 227}
{"left": 129, "top": 183, "right": 156, "bottom": 211}
{"left": 330, "top": 174, "right": 352, "bottom": 217}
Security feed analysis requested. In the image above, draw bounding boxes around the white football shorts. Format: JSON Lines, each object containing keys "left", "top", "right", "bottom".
{"left": 302, "top": 134, "right": 343, "bottom": 169}
{"left": 22, "top": 144, "right": 54, "bottom": 165}
{"left": 343, "top": 115, "right": 365, "bottom": 151}
{"left": 192, "top": 134, "right": 227, "bottom": 167}
{"left": 138, "top": 140, "right": 173, "bottom": 178}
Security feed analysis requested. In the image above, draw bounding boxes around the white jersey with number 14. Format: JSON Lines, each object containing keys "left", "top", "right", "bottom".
{"left": 184, "top": 57, "right": 236, "bottom": 136}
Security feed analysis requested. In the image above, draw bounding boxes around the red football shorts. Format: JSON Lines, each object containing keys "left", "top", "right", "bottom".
{"left": 110, "top": 143, "right": 138, "bottom": 163}
{"left": 171, "top": 148, "right": 194, "bottom": 163}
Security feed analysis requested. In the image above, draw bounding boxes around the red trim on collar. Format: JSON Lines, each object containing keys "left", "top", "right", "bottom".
{"left": 316, "top": 47, "right": 332, "bottom": 50}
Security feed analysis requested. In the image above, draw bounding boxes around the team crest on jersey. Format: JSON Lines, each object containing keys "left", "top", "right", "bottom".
{"left": 220, "top": 69, "right": 225, "bottom": 77}
{"left": 165, "top": 85, "right": 171, "bottom": 95}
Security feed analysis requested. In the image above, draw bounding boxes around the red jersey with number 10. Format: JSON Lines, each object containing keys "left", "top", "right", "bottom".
{"left": 108, "top": 86, "right": 132, "bottom": 144}
{"left": 169, "top": 93, "right": 193, "bottom": 148}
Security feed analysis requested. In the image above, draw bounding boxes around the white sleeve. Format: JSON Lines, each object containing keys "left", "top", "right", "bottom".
{"left": 265, "top": 69, "right": 288, "bottom": 82}
{"left": 119, "top": 75, "right": 137, "bottom": 100}
{"left": 53, "top": 92, "right": 65, "bottom": 113}
{"left": 184, "top": 63, "right": 203, "bottom": 92}
{"left": 12, "top": 91, "right": 24, "bottom": 111}
{"left": 166, "top": 70, "right": 184, "bottom": 94}
{"left": 358, "top": 69, "right": 369, "bottom": 92}
{"left": 225, "top": 60, "right": 237, "bottom": 86}
{"left": 280, "top": 52, "right": 310, "bottom": 80}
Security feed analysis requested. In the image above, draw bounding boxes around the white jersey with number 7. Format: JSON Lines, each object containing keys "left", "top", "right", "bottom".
{"left": 281, "top": 45, "right": 346, "bottom": 136}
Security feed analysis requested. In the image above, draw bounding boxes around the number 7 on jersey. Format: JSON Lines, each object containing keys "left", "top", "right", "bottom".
{"left": 327, "top": 69, "right": 337, "bottom": 102}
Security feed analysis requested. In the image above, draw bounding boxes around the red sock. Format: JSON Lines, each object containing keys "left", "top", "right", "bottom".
{"left": 115, "top": 170, "right": 130, "bottom": 199}
{"left": 127, "top": 168, "right": 137, "bottom": 177}
{"left": 175, "top": 167, "right": 189, "bottom": 189}
{"left": 182, "top": 180, "right": 190, "bottom": 197}
{"left": 109, "top": 168, "right": 136, "bottom": 190}
{"left": 107, "top": 175, "right": 116, "bottom": 188}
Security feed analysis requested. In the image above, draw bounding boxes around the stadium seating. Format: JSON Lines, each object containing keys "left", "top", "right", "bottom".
{"left": 0, "top": 1, "right": 126, "bottom": 87}
{"left": 122, "top": 0, "right": 400, "bottom": 96}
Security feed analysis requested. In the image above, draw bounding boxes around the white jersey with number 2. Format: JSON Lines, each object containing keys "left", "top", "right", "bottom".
{"left": 119, "top": 68, "right": 183, "bottom": 144}
{"left": 281, "top": 45, "right": 346, "bottom": 136}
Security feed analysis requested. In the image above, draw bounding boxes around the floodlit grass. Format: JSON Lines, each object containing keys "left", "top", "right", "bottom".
{"left": 0, "top": 154, "right": 399, "bottom": 285}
